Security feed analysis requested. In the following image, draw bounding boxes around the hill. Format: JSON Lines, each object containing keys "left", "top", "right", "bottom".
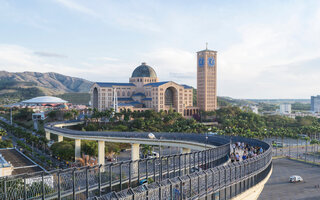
{"left": 0, "top": 71, "right": 92, "bottom": 104}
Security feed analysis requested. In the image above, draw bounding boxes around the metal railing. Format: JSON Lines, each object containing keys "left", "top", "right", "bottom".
{"left": 96, "top": 137, "right": 272, "bottom": 200}
{"left": 0, "top": 136, "right": 230, "bottom": 200}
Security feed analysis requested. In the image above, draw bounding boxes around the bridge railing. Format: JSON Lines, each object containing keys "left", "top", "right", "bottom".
{"left": 0, "top": 136, "right": 230, "bottom": 200}
{"left": 96, "top": 137, "right": 272, "bottom": 200}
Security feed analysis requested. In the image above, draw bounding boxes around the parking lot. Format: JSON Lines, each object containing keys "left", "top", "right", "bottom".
{"left": 259, "top": 158, "right": 320, "bottom": 200}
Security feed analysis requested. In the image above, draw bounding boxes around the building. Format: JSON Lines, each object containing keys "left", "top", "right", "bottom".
{"left": 311, "top": 95, "right": 320, "bottom": 113}
{"left": 0, "top": 148, "right": 44, "bottom": 177}
{"left": 279, "top": 103, "right": 291, "bottom": 114}
{"left": 197, "top": 47, "right": 218, "bottom": 111}
{"left": 90, "top": 62, "right": 199, "bottom": 117}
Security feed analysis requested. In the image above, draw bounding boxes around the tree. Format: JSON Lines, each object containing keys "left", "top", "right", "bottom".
{"left": 63, "top": 112, "right": 73, "bottom": 120}
{"left": 0, "top": 129, "right": 7, "bottom": 140}
{"left": 141, "top": 145, "right": 152, "bottom": 158}
{"left": 51, "top": 141, "right": 74, "bottom": 161}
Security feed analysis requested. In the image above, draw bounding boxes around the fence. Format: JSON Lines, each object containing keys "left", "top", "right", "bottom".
{"left": 0, "top": 136, "right": 230, "bottom": 200}
{"left": 264, "top": 137, "right": 320, "bottom": 165}
{"left": 96, "top": 136, "right": 272, "bottom": 200}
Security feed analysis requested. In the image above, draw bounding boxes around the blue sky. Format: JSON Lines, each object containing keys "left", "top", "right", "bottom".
{"left": 0, "top": 0, "right": 320, "bottom": 99}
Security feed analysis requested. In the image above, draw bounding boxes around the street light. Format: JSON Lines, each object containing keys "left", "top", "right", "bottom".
{"left": 205, "top": 128, "right": 211, "bottom": 150}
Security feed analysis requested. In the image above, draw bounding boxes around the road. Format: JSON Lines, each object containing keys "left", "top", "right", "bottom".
{"left": 0, "top": 116, "right": 65, "bottom": 169}
{"left": 259, "top": 158, "right": 320, "bottom": 200}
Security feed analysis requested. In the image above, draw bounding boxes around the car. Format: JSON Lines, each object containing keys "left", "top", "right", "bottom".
{"left": 190, "top": 167, "right": 202, "bottom": 173}
{"left": 289, "top": 175, "right": 303, "bottom": 183}
{"left": 147, "top": 151, "right": 160, "bottom": 159}
{"left": 272, "top": 141, "right": 283, "bottom": 148}
{"left": 139, "top": 179, "right": 148, "bottom": 185}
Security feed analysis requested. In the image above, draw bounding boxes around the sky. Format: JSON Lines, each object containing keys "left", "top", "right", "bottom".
{"left": 0, "top": 0, "right": 320, "bottom": 99}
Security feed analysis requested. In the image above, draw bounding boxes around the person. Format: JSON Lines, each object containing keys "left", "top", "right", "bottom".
{"left": 232, "top": 143, "right": 236, "bottom": 152}
{"left": 259, "top": 147, "right": 263, "bottom": 154}
{"left": 230, "top": 153, "right": 235, "bottom": 163}
{"left": 173, "top": 185, "right": 180, "bottom": 200}
{"left": 235, "top": 153, "right": 240, "bottom": 162}
{"left": 242, "top": 151, "right": 247, "bottom": 161}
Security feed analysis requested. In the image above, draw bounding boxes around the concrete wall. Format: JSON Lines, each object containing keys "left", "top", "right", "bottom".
{"left": 232, "top": 166, "right": 273, "bottom": 200}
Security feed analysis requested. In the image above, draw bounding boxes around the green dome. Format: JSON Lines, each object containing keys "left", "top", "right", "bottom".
{"left": 131, "top": 62, "right": 157, "bottom": 78}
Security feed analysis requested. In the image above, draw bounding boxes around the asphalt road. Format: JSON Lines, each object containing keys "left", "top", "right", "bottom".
{"left": 259, "top": 158, "right": 320, "bottom": 200}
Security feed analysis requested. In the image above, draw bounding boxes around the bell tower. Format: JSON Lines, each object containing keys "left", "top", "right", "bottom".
{"left": 197, "top": 45, "right": 217, "bottom": 111}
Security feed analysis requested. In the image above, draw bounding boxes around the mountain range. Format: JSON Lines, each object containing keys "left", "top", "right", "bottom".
{"left": 0, "top": 71, "right": 93, "bottom": 104}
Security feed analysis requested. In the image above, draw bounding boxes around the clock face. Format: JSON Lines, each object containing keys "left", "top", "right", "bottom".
{"left": 208, "top": 57, "right": 215, "bottom": 67}
{"left": 198, "top": 57, "right": 204, "bottom": 67}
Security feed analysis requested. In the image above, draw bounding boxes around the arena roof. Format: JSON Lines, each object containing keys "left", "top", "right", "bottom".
{"left": 22, "top": 96, "right": 68, "bottom": 104}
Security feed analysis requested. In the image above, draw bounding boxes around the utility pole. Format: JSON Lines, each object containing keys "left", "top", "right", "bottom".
{"left": 10, "top": 107, "right": 13, "bottom": 125}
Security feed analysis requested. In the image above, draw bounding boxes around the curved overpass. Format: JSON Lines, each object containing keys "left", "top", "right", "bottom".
{"left": 1, "top": 121, "right": 272, "bottom": 200}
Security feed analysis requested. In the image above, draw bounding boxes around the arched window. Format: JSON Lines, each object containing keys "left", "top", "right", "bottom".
{"left": 127, "top": 91, "right": 130, "bottom": 96}
{"left": 165, "top": 87, "right": 174, "bottom": 106}
{"left": 122, "top": 91, "right": 125, "bottom": 96}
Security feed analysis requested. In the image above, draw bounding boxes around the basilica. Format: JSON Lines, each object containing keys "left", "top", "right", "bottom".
{"left": 91, "top": 48, "right": 217, "bottom": 117}
{"left": 90, "top": 62, "right": 199, "bottom": 117}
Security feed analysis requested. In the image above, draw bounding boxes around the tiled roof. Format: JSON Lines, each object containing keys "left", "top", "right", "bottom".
{"left": 118, "top": 98, "right": 134, "bottom": 101}
{"left": 132, "top": 92, "right": 145, "bottom": 96}
{"left": 182, "top": 84, "right": 193, "bottom": 89}
{"left": 142, "top": 98, "right": 152, "bottom": 101}
{"left": 96, "top": 82, "right": 135, "bottom": 87}
{"left": 118, "top": 101, "right": 143, "bottom": 107}
{"left": 144, "top": 81, "right": 169, "bottom": 87}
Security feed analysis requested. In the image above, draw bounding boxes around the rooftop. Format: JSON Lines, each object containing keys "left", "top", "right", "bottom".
{"left": 22, "top": 96, "right": 68, "bottom": 104}
{"left": 131, "top": 62, "right": 157, "bottom": 78}
{"left": 96, "top": 82, "right": 135, "bottom": 87}
{"left": 144, "top": 81, "right": 169, "bottom": 87}
{"left": 0, "top": 148, "right": 44, "bottom": 175}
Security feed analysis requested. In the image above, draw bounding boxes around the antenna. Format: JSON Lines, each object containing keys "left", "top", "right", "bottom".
{"left": 206, "top": 42, "right": 208, "bottom": 50}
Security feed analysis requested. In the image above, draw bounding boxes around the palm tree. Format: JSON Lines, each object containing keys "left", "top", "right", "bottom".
{"left": 0, "top": 129, "right": 7, "bottom": 140}
{"left": 141, "top": 145, "right": 152, "bottom": 158}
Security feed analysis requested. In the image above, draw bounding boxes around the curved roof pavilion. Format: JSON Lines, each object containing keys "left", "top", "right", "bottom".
{"left": 22, "top": 96, "right": 68, "bottom": 104}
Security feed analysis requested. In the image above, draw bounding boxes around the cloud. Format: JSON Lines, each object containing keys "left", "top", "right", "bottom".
{"left": 34, "top": 51, "right": 67, "bottom": 58}
{"left": 53, "top": 0, "right": 98, "bottom": 17}
{"left": 91, "top": 57, "right": 119, "bottom": 62}
{"left": 141, "top": 48, "right": 196, "bottom": 85}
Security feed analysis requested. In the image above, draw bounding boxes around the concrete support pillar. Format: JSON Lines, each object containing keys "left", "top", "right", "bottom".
{"left": 45, "top": 131, "right": 50, "bottom": 141}
{"left": 180, "top": 147, "right": 191, "bottom": 154}
{"left": 75, "top": 139, "right": 81, "bottom": 161}
{"left": 180, "top": 148, "right": 191, "bottom": 175}
{"left": 131, "top": 143, "right": 140, "bottom": 175}
{"left": 58, "top": 135, "right": 63, "bottom": 142}
{"left": 98, "top": 141, "right": 105, "bottom": 166}
{"left": 131, "top": 143, "right": 140, "bottom": 161}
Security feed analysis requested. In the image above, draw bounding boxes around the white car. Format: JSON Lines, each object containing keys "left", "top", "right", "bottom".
{"left": 289, "top": 175, "right": 303, "bottom": 183}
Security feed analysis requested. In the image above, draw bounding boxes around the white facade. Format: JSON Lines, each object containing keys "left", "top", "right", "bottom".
{"left": 279, "top": 103, "right": 291, "bottom": 114}
{"left": 311, "top": 95, "right": 320, "bottom": 113}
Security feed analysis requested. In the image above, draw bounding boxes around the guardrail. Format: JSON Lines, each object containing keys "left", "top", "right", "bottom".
{"left": 96, "top": 136, "right": 272, "bottom": 200}
{"left": 0, "top": 131, "right": 230, "bottom": 200}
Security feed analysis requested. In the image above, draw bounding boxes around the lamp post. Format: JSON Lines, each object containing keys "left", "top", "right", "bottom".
{"left": 206, "top": 128, "right": 211, "bottom": 150}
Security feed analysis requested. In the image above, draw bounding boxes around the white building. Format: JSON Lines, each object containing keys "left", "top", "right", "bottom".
{"left": 311, "top": 95, "right": 320, "bottom": 113}
{"left": 279, "top": 103, "right": 291, "bottom": 114}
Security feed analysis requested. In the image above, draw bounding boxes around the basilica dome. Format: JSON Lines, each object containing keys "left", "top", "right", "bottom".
{"left": 131, "top": 62, "right": 157, "bottom": 78}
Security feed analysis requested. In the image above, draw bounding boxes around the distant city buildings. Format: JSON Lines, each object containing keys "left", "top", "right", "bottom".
{"left": 240, "top": 105, "right": 259, "bottom": 114}
{"left": 279, "top": 103, "right": 291, "bottom": 114}
{"left": 90, "top": 48, "right": 218, "bottom": 117}
{"left": 311, "top": 95, "right": 320, "bottom": 113}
